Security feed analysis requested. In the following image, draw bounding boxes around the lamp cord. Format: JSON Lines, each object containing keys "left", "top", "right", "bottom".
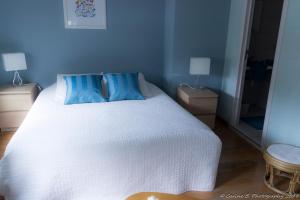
{"left": 179, "top": 83, "right": 195, "bottom": 89}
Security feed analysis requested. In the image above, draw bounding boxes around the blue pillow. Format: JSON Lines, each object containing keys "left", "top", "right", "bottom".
{"left": 104, "top": 73, "right": 145, "bottom": 102}
{"left": 64, "top": 74, "right": 107, "bottom": 105}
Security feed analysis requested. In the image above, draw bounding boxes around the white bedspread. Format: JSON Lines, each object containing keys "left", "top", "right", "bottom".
{"left": 0, "top": 84, "right": 221, "bottom": 200}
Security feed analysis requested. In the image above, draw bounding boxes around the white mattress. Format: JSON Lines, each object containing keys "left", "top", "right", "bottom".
{"left": 0, "top": 83, "right": 222, "bottom": 200}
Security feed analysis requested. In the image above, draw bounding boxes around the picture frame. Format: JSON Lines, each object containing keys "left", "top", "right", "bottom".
{"left": 63, "top": 0, "right": 107, "bottom": 29}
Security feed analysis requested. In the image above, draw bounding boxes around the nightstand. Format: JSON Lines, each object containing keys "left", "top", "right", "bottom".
{"left": 0, "top": 83, "right": 38, "bottom": 132}
{"left": 177, "top": 86, "right": 218, "bottom": 129}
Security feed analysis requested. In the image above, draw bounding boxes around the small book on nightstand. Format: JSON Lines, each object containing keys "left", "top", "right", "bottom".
{"left": 0, "top": 83, "right": 39, "bottom": 132}
{"left": 177, "top": 86, "right": 218, "bottom": 129}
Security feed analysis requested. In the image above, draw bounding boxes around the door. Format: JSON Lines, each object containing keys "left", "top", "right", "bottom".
{"left": 232, "top": 0, "right": 286, "bottom": 146}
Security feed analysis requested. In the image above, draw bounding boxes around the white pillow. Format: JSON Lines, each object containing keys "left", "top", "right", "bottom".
{"left": 138, "top": 73, "right": 152, "bottom": 98}
{"left": 55, "top": 74, "right": 67, "bottom": 103}
{"left": 55, "top": 73, "right": 152, "bottom": 103}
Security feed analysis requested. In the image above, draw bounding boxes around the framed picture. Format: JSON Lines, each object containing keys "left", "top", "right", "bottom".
{"left": 63, "top": 0, "right": 107, "bottom": 29}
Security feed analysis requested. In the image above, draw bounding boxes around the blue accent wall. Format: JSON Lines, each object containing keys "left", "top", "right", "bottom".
{"left": 164, "top": 0, "right": 176, "bottom": 92}
{"left": 163, "top": 0, "right": 231, "bottom": 96}
{"left": 263, "top": 0, "right": 300, "bottom": 147}
{"left": 0, "top": 0, "right": 164, "bottom": 87}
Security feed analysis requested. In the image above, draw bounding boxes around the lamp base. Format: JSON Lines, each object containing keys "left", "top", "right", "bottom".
{"left": 13, "top": 71, "right": 23, "bottom": 86}
{"left": 179, "top": 83, "right": 206, "bottom": 90}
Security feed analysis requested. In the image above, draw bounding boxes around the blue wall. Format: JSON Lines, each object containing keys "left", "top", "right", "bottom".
{"left": 163, "top": 0, "right": 231, "bottom": 96}
{"left": 263, "top": 0, "right": 300, "bottom": 147}
{"left": 219, "top": 0, "right": 248, "bottom": 123}
{"left": 164, "top": 0, "right": 176, "bottom": 92}
{"left": 0, "top": 0, "right": 165, "bottom": 87}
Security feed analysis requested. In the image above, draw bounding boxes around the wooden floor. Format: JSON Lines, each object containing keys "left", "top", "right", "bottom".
{"left": 183, "top": 121, "right": 300, "bottom": 200}
{"left": 0, "top": 122, "right": 298, "bottom": 199}
{"left": 0, "top": 133, "right": 13, "bottom": 158}
{"left": 0, "top": 132, "right": 13, "bottom": 200}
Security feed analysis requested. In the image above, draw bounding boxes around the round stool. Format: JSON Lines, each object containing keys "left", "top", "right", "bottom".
{"left": 263, "top": 144, "right": 300, "bottom": 197}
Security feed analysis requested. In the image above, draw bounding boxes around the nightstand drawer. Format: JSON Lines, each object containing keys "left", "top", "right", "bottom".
{"left": 189, "top": 98, "right": 217, "bottom": 114}
{"left": 179, "top": 98, "right": 217, "bottom": 115}
{"left": 0, "top": 93, "right": 34, "bottom": 112}
{"left": 196, "top": 115, "right": 216, "bottom": 129}
{"left": 0, "top": 111, "right": 28, "bottom": 128}
{"left": 0, "top": 83, "right": 38, "bottom": 130}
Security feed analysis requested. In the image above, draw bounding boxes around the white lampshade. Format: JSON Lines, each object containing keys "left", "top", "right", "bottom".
{"left": 189, "top": 57, "right": 211, "bottom": 75}
{"left": 2, "top": 53, "right": 27, "bottom": 71}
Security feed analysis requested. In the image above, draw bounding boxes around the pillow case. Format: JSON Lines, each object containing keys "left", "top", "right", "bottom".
{"left": 55, "top": 72, "right": 151, "bottom": 103}
{"left": 102, "top": 73, "right": 152, "bottom": 98}
{"left": 64, "top": 74, "right": 106, "bottom": 105}
{"left": 104, "top": 73, "right": 145, "bottom": 102}
{"left": 55, "top": 73, "right": 101, "bottom": 104}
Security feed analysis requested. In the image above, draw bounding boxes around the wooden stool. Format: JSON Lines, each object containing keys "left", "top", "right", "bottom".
{"left": 127, "top": 192, "right": 199, "bottom": 200}
{"left": 264, "top": 144, "right": 300, "bottom": 197}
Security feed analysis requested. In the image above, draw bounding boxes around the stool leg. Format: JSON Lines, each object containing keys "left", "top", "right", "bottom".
{"left": 269, "top": 166, "right": 274, "bottom": 187}
{"left": 287, "top": 173, "right": 297, "bottom": 195}
{"left": 265, "top": 163, "right": 270, "bottom": 177}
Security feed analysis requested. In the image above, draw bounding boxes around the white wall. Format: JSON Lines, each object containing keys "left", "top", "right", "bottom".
{"left": 219, "top": 0, "right": 248, "bottom": 124}
{"left": 263, "top": 0, "right": 300, "bottom": 148}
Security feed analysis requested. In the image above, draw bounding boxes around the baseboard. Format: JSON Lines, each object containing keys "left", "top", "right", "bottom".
{"left": 230, "top": 126, "right": 262, "bottom": 152}
{"left": 216, "top": 117, "right": 262, "bottom": 152}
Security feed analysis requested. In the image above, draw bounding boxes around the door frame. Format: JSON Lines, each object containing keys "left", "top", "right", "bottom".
{"left": 231, "top": 0, "right": 255, "bottom": 126}
{"left": 231, "top": 0, "right": 288, "bottom": 147}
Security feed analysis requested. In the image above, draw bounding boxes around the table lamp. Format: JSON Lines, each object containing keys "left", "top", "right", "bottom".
{"left": 2, "top": 53, "right": 27, "bottom": 86}
{"left": 189, "top": 57, "right": 211, "bottom": 89}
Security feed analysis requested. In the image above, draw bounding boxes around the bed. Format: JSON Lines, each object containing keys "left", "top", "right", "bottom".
{"left": 0, "top": 83, "right": 221, "bottom": 200}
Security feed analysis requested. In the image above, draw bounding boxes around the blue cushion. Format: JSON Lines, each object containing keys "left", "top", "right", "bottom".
{"left": 104, "top": 73, "right": 145, "bottom": 102}
{"left": 64, "top": 74, "right": 106, "bottom": 105}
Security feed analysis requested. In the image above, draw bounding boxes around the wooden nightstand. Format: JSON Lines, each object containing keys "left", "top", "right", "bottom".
{"left": 177, "top": 86, "right": 218, "bottom": 129}
{"left": 0, "top": 83, "right": 38, "bottom": 132}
